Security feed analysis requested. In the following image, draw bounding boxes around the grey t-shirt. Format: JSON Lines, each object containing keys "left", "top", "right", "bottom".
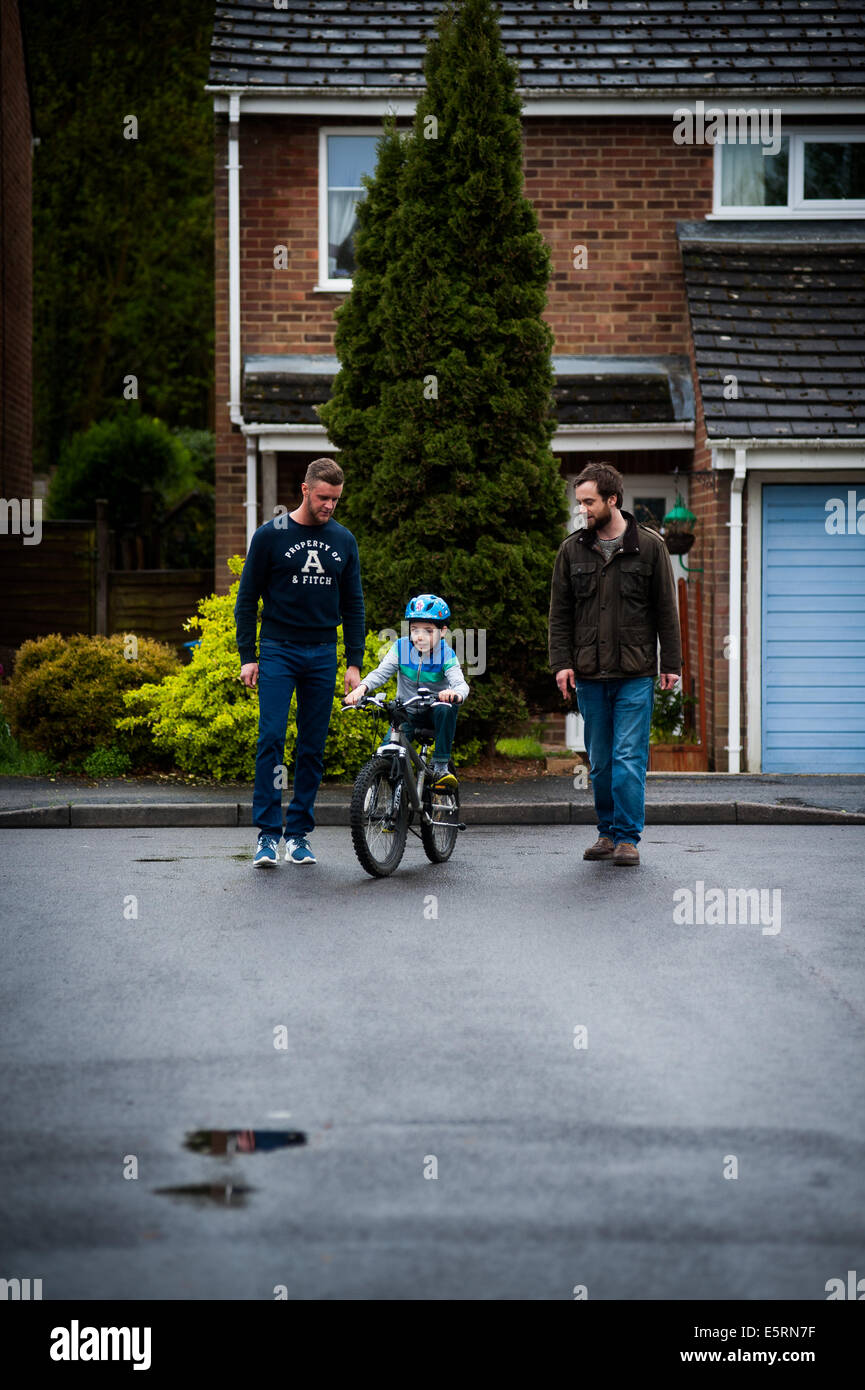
{"left": 595, "top": 533, "right": 624, "bottom": 564}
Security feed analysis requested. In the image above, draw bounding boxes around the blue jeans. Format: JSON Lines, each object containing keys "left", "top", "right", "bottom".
{"left": 401, "top": 701, "right": 459, "bottom": 763}
{"left": 253, "top": 638, "right": 338, "bottom": 838}
{"left": 576, "top": 676, "right": 655, "bottom": 846}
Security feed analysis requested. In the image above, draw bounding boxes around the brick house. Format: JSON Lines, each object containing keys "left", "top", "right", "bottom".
{"left": 0, "top": 0, "right": 34, "bottom": 504}
{"left": 206, "top": 0, "right": 865, "bottom": 772}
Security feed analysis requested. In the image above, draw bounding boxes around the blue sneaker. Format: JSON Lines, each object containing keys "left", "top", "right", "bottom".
{"left": 253, "top": 833, "right": 280, "bottom": 868}
{"left": 285, "top": 835, "right": 316, "bottom": 865}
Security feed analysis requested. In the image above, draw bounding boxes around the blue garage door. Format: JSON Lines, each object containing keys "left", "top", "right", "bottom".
{"left": 762, "top": 484, "right": 865, "bottom": 773}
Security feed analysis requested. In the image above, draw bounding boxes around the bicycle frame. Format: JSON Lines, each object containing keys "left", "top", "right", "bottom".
{"left": 374, "top": 725, "right": 432, "bottom": 823}
{"left": 349, "top": 692, "right": 454, "bottom": 830}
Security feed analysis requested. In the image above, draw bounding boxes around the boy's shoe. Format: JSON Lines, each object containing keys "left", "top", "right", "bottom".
{"left": 431, "top": 763, "right": 458, "bottom": 791}
{"left": 285, "top": 835, "right": 316, "bottom": 865}
{"left": 253, "top": 833, "right": 280, "bottom": 868}
{"left": 613, "top": 841, "right": 640, "bottom": 866}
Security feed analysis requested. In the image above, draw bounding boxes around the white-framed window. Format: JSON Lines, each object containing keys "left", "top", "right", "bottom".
{"left": 317, "top": 128, "right": 382, "bottom": 291}
{"left": 712, "top": 128, "right": 865, "bottom": 218}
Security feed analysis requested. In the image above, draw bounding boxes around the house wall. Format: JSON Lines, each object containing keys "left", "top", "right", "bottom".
{"left": 0, "top": 0, "right": 33, "bottom": 500}
{"left": 526, "top": 118, "right": 711, "bottom": 355}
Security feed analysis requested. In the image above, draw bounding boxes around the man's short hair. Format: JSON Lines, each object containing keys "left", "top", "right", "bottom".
{"left": 574, "top": 462, "right": 625, "bottom": 511}
{"left": 305, "top": 458, "right": 344, "bottom": 488}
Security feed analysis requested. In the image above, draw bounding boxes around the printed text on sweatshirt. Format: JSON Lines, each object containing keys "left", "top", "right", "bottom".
{"left": 234, "top": 516, "right": 366, "bottom": 666}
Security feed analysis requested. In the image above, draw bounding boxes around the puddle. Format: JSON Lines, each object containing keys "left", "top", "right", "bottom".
{"left": 183, "top": 1129, "right": 307, "bottom": 1155}
{"left": 154, "top": 1182, "right": 253, "bottom": 1205}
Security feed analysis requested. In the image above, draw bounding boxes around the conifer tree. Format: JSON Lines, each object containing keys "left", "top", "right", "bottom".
{"left": 319, "top": 0, "right": 567, "bottom": 739}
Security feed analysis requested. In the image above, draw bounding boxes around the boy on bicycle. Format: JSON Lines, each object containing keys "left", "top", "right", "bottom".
{"left": 343, "top": 594, "right": 469, "bottom": 789}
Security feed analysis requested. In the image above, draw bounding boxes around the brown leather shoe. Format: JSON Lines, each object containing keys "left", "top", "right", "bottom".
{"left": 613, "top": 841, "right": 640, "bottom": 866}
{"left": 583, "top": 836, "right": 615, "bottom": 860}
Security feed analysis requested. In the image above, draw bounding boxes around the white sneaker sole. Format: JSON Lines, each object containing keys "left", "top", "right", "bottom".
{"left": 254, "top": 856, "right": 279, "bottom": 868}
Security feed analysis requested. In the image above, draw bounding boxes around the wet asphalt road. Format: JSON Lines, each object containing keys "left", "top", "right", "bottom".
{"left": 0, "top": 824, "right": 863, "bottom": 1301}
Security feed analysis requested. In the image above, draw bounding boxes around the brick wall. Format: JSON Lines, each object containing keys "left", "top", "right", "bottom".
{"left": 526, "top": 118, "right": 712, "bottom": 354}
{"left": 0, "top": 0, "right": 33, "bottom": 500}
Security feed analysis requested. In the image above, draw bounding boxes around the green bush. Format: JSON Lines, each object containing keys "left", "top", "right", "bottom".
{"left": 4, "top": 633, "right": 179, "bottom": 764}
{"left": 83, "top": 746, "right": 132, "bottom": 779}
{"left": 162, "top": 427, "right": 215, "bottom": 570}
{"left": 46, "top": 409, "right": 189, "bottom": 529}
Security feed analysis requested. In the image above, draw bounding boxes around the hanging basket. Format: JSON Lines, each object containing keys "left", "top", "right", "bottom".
{"left": 662, "top": 493, "right": 698, "bottom": 557}
{"left": 664, "top": 531, "right": 696, "bottom": 555}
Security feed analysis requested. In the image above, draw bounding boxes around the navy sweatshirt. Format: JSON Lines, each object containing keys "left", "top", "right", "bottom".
{"left": 234, "top": 516, "right": 366, "bottom": 668}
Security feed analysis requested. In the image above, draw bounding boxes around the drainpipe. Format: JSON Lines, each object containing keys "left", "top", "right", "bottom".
{"left": 227, "top": 93, "right": 242, "bottom": 428}
{"left": 244, "top": 434, "right": 258, "bottom": 547}
{"left": 726, "top": 448, "right": 747, "bottom": 773}
{"left": 226, "top": 92, "right": 257, "bottom": 546}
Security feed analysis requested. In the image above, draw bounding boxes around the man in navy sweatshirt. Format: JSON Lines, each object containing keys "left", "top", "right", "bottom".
{"left": 235, "top": 457, "right": 365, "bottom": 867}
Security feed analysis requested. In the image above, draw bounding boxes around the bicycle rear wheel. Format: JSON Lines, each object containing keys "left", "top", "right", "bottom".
{"left": 350, "top": 756, "right": 409, "bottom": 878}
{"left": 420, "top": 763, "right": 460, "bottom": 863}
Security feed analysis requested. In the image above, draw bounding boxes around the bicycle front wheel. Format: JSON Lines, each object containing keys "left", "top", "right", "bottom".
{"left": 350, "top": 756, "right": 409, "bottom": 878}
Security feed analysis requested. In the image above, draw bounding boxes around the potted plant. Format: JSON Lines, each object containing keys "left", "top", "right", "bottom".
{"left": 648, "top": 679, "right": 706, "bottom": 771}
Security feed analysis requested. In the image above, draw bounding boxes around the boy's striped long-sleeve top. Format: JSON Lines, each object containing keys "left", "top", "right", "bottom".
{"left": 361, "top": 636, "right": 470, "bottom": 704}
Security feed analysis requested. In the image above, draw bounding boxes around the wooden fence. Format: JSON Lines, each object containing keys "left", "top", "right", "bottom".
{"left": 0, "top": 507, "right": 213, "bottom": 672}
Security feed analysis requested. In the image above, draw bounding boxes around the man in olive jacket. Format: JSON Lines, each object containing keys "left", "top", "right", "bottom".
{"left": 549, "top": 462, "right": 682, "bottom": 866}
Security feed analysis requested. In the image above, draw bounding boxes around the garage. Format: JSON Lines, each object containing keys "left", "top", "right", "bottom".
{"left": 762, "top": 483, "right": 865, "bottom": 772}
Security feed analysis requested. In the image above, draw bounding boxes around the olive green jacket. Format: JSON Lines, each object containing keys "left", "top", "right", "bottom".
{"left": 548, "top": 511, "right": 682, "bottom": 681}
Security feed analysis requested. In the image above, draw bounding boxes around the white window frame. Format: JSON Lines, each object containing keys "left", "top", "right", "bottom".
{"left": 712, "top": 126, "right": 865, "bottom": 218}
{"left": 316, "top": 126, "right": 390, "bottom": 292}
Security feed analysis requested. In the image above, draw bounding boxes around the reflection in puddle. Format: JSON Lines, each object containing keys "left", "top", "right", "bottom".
{"left": 183, "top": 1129, "right": 307, "bottom": 1155}
{"left": 154, "top": 1182, "right": 253, "bottom": 1206}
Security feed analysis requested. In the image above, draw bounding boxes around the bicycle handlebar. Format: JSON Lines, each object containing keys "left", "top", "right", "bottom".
{"left": 341, "top": 690, "right": 461, "bottom": 715}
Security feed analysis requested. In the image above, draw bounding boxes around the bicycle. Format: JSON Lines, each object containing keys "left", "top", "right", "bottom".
{"left": 341, "top": 690, "right": 467, "bottom": 878}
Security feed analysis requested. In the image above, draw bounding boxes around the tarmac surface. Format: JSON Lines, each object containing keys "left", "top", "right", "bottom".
{"left": 0, "top": 822, "right": 863, "bottom": 1299}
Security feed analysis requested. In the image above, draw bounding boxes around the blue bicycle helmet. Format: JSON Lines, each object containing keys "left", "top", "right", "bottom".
{"left": 405, "top": 593, "right": 451, "bottom": 622}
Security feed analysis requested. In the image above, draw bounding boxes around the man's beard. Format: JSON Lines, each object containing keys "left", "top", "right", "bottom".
{"left": 586, "top": 501, "right": 612, "bottom": 530}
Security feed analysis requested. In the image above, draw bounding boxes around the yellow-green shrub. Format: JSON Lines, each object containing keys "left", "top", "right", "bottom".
{"left": 4, "top": 632, "right": 179, "bottom": 763}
